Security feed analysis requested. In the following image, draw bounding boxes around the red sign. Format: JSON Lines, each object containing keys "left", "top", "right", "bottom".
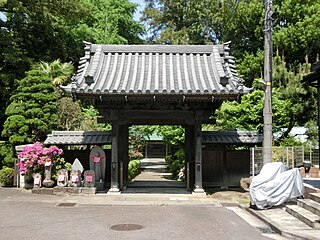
{"left": 85, "top": 175, "right": 93, "bottom": 182}
{"left": 94, "top": 157, "right": 100, "bottom": 163}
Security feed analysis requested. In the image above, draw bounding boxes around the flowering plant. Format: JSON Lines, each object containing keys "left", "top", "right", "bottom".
{"left": 17, "top": 142, "right": 69, "bottom": 179}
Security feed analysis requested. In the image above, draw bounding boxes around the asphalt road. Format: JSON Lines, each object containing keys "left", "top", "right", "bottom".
{"left": 0, "top": 200, "right": 272, "bottom": 240}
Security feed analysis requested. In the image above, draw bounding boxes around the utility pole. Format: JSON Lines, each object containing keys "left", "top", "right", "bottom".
{"left": 263, "top": 0, "right": 273, "bottom": 165}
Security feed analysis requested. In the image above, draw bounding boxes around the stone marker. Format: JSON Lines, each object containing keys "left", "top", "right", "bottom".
{"left": 89, "top": 146, "right": 106, "bottom": 182}
{"left": 89, "top": 146, "right": 106, "bottom": 191}
{"left": 72, "top": 158, "right": 84, "bottom": 173}
{"left": 56, "top": 169, "right": 68, "bottom": 187}
{"left": 83, "top": 170, "right": 95, "bottom": 188}
{"left": 33, "top": 173, "right": 42, "bottom": 188}
{"left": 42, "top": 161, "right": 55, "bottom": 188}
{"left": 69, "top": 170, "right": 82, "bottom": 187}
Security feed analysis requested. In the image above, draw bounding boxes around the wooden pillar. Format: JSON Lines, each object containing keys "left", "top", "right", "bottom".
{"left": 118, "top": 124, "right": 125, "bottom": 190}
{"left": 121, "top": 124, "right": 129, "bottom": 188}
{"left": 110, "top": 120, "right": 120, "bottom": 193}
{"left": 193, "top": 111, "right": 205, "bottom": 194}
{"left": 185, "top": 125, "right": 195, "bottom": 191}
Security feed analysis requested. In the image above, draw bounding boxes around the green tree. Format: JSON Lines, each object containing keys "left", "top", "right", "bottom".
{"left": 215, "top": 54, "right": 316, "bottom": 143}
{"left": 156, "top": 126, "right": 185, "bottom": 179}
{"left": 271, "top": 53, "right": 316, "bottom": 140}
{"left": 35, "top": 60, "right": 74, "bottom": 86}
{"left": 80, "top": 105, "right": 110, "bottom": 131}
{"left": 273, "top": 0, "right": 320, "bottom": 64}
{"left": 2, "top": 69, "right": 59, "bottom": 145}
{"left": 57, "top": 97, "right": 84, "bottom": 131}
{"left": 0, "top": 0, "right": 143, "bottom": 139}
{"left": 0, "top": 0, "right": 91, "bottom": 140}
{"left": 214, "top": 90, "right": 292, "bottom": 135}
{"left": 142, "top": 0, "right": 320, "bottom": 86}
{"left": 142, "top": 0, "right": 263, "bottom": 47}
{"left": 85, "top": 0, "right": 144, "bottom": 44}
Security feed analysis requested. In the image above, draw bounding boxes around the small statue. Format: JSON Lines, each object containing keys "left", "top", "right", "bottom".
{"left": 83, "top": 170, "right": 95, "bottom": 188}
{"left": 69, "top": 170, "right": 82, "bottom": 187}
{"left": 89, "top": 146, "right": 106, "bottom": 183}
{"left": 42, "top": 160, "right": 55, "bottom": 188}
{"left": 57, "top": 169, "right": 68, "bottom": 187}
{"left": 33, "top": 173, "right": 42, "bottom": 188}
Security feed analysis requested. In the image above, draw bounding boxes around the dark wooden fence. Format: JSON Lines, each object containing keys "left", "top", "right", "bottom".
{"left": 63, "top": 148, "right": 249, "bottom": 188}
{"left": 202, "top": 149, "right": 250, "bottom": 187}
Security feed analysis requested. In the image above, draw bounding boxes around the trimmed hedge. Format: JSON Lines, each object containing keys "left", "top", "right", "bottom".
{"left": 0, "top": 167, "right": 14, "bottom": 186}
{"left": 128, "top": 160, "right": 141, "bottom": 180}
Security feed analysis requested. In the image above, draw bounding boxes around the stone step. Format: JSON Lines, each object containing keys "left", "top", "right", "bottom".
{"left": 127, "top": 180, "right": 185, "bottom": 188}
{"left": 298, "top": 199, "right": 320, "bottom": 216}
{"left": 286, "top": 204, "right": 320, "bottom": 228}
{"left": 310, "top": 192, "right": 320, "bottom": 203}
{"left": 122, "top": 187, "right": 190, "bottom": 194}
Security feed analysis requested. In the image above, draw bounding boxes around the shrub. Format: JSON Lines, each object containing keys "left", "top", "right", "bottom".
{"left": 129, "top": 149, "right": 143, "bottom": 160}
{"left": 0, "top": 167, "right": 14, "bottom": 186}
{"left": 17, "top": 142, "right": 68, "bottom": 179}
{"left": 165, "top": 147, "right": 185, "bottom": 180}
{"left": 128, "top": 159, "right": 141, "bottom": 180}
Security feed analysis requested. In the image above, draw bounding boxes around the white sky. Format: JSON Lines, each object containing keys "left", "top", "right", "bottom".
{"left": 130, "top": 0, "right": 145, "bottom": 20}
{"left": 0, "top": 12, "right": 6, "bottom": 21}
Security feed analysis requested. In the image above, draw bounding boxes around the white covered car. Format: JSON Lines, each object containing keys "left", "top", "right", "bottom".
{"left": 250, "top": 162, "right": 304, "bottom": 209}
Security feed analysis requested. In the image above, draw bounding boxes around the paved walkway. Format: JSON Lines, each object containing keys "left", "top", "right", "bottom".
{"left": 125, "top": 158, "right": 187, "bottom": 193}
{"left": 2, "top": 158, "right": 320, "bottom": 239}
{"left": 2, "top": 188, "right": 320, "bottom": 239}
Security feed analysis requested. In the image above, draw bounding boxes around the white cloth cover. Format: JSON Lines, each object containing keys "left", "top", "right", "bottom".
{"left": 250, "top": 162, "right": 304, "bottom": 209}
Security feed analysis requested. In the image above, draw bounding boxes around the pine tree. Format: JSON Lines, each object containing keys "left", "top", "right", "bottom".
{"left": 2, "top": 69, "right": 59, "bottom": 145}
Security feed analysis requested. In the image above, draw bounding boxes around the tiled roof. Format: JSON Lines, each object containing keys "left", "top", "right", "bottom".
{"left": 44, "top": 131, "right": 262, "bottom": 145}
{"left": 202, "top": 131, "right": 263, "bottom": 144}
{"left": 44, "top": 131, "right": 112, "bottom": 145}
{"left": 68, "top": 42, "right": 250, "bottom": 99}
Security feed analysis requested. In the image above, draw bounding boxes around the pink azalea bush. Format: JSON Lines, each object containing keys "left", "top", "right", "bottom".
{"left": 17, "top": 142, "right": 68, "bottom": 179}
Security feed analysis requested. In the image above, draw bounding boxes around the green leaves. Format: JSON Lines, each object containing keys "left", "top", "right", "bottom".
{"left": 2, "top": 69, "right": 58, "bottom": 145}
{"left": 215, "top": 54, "right": 316, "bottom": 144}
{"left": 82, "top": 0, "right": 143, "bottom": 44}
{"left": 34, "top": 60, "right": 74, "bottom": 86}
{"left": 273, "top": 0, "right": 320, "bottom": 63}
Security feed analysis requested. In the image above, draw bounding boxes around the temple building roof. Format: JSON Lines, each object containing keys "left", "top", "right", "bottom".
{"left": 45, "top": 131, "right": 262, "bottom": 145}
{"left": 44, "top": 131, "right": 112, "bottom": 145}
{"left": 202, "top": 131, "right": 263, "bottom": 144}
{"left": 66, "top": 42, "right": 250, "bottom": 101}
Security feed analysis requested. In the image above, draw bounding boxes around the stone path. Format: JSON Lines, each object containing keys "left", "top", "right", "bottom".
{"left": 125, "top": 158, "right": 187, "bottom": 193}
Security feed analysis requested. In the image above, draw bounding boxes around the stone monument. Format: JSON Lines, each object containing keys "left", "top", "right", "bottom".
{"left": 57, "top": 169, "right": 68, "bottom": 187}
{"left": 33, "top": 173, "right": 42, "bottom": 188}
{"left": 42, "top": 160, "right": 55, "bottom": 188}
{"left": 83, "top": 170, "right": 95, "bottom": 188}
{"left": 89, "top": 146, "right": 106, "bottom": 191}
{"left": 72, "top": 158, "right": 84, "bottom": 173}
{"left": 69, "top": 170, "right": 82, "bottom": 187}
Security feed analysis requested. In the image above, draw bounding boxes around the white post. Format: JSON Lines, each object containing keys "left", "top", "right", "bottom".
{"left": 286, "top": 147, "right": 289, "bottom": 167}
{"left": 251, "top": 147, "right": 255, "bottom": 177}
{"left": 292, "top": 147, "right": 294, "bottom": 168}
